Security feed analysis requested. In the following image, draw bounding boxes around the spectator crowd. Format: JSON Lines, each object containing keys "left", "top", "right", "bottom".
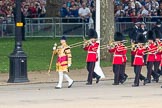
{"left": 0, "top": 0, "right": 46, "bottom": 23}
{"left": 21, "top": 0, "right": 46, "bottom": 18}
{"left": 59, "top": 0, "right": 96, "bottom": 24}
{"left": 2, "top": 0, "right": 162, "bottom": 23}
{"left": 114, "top": 0, "right": 162, "bottom": 22}
{"left": 59, "top": 0, "right": 162, "bottom": 23}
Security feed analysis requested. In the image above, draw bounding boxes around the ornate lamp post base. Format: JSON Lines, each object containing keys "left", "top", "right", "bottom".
{"left": 8, "top": 50, "right": 29, "bottom": 83}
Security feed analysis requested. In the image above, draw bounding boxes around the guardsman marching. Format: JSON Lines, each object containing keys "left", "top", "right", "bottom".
{"left": 53, "top": 36, "right": 74, "bottom": 89}
{"left": 83, "top": 29, "right": 101, "bottom": 85}
{"left": 119, "top": 49, "right": 128, "bottom": 84}
{"left": 152, "top": 20, "right": 162, "bottom": 76}
{"left": 145, "top": 31, "right": 159, "bottom": 83}
{"left": 132, "top": 35, "right": 147, "bottom": 87}
{"left": 108, "top": 32, "right": 127, "bottom": 85}
{"left": 119, "top": 39, "right": 128, "bottom": 84}
{"left": 151, "top": 29, "right": 161, "bottom": 82}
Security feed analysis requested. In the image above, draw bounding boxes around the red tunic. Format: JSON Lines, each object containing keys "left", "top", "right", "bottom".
{"left": 84, "top": 41, "right": 99, "bottom": 62}
{"left": 158, "top": 42, "right": 162, "bottom": 66}
{"left": 155, "top": 41, "right": 161, "bottom": 61}
{"left": 160, "top": 56, "right": 162, "bottom": 66}
{"left": 146, "top": 42, "right": 157, "bottom": 62}
{"left": 131, "top": 51, "right": 136, "bottom": 55}
{"left": 133, "top": 48, "right": 145, "bottom": 66}
{"left": 109, "top": 44, "right": 127, "bottom": 65}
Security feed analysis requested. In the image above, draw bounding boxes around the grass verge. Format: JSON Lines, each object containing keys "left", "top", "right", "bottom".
{"left": 0, "top": 37, "right": 114, "bottom": 73}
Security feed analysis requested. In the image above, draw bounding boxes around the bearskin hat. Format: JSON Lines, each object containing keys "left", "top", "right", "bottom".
{"left": 147, "top": 30, "right": 155, "bottom": 40}
{"left": 61, "top": 36, "right": 67, "bottom": 40}
{"left": 137, "top": 34, "right": 146, "bottom": 43}
{"left": 114, "top": 32, "right": 124, "bottom": 41}
{"left": 88, "top": 29, "right": 98, "bottom": 39}
{"left": 154, "top": 29, "right": 161, "bottom": 39}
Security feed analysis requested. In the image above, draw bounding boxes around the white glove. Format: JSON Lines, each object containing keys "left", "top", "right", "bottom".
{"left": 143, "top": 31, "right": 147, "bottom": 35}
{"left": 68, "top": 64, "right": 71, "bottom": 67}
{"left": 53, "top": 47, "right": 56, "bottom": 50}
{"left": 88, "top": 40, "right": 93, "bottom": 45}
{"left": 145, "top": 43, "right": 149, "bottom": 48}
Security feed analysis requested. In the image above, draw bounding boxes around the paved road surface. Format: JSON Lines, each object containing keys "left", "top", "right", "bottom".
{"left": 0, "top": 79, "right": 162, "bottom": 108}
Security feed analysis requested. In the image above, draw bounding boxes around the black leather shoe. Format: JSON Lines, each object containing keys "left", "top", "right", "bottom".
{"left": 55, "top": 87, "right": 61, "bottom": 89}
{"left": 112, "top": 83, "right": 119, "bottom": 85}
{"left": 121, "top": 75, "right": 128, "bottom": 84}
{"left": 152, "top": 75, "right": 160, "bottom": 82}
{"left": 68, "top": 81, "right": 74, "bottom": 88}
{"left": 124, "top": 76, "right": 128, "bottom": 82}
{"left": 120, "top": 79, "right": 124, "bottom": 84}
{"left": 156, "top": 78, "right": 159, "bottom": 83}
{"left": 156, "top": 74, "right": 160, "bottom": 83}
{"left": 146, "top": 79, "right": 151, "bottom": 83}
{"left": 96, "top": 76, "right": 101, "bottom": 83}
{"left": 86, "top": 82, "right": 92, "bottom": 85}
{"left": 132, "top": 84, "right": 139, "bottom": 87}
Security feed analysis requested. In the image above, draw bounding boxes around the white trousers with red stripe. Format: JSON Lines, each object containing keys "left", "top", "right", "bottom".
{"left": 56, "top": 72, "right": 73, "bottom": 88}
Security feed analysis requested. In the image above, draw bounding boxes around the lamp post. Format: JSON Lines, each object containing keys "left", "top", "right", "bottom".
{"left": 8, "top": 0, "right": 29, "bottom": 83}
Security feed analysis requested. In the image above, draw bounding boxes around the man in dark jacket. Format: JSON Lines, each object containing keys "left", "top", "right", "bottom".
{"left": 129, "top": 22, "right": 141, "bottom": 42}
{"left": 130, "top": 22, "right": 141, "bottom": 66}
{"left": 152, "top": 20, "right": 162, "bottom": 36}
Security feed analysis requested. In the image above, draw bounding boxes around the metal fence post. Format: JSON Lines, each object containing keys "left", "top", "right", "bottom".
{"left": 52, "top": 17, "right": 54, "bottom": 38}
{"left": 1, "top": 23, "right": 3, "bottom": 37}
{"left": 54, "top": 18, "right": 56, "bottom": 38}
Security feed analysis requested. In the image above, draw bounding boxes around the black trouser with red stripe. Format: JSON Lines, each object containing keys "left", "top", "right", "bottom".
{"left": 134, "top": 65, "right": 142, "bottom": 85}
{"left": 133, "top": 66, "right": 146, "bottom": 81}
{"left": 113, "top": 64, "right": 122, "bottom": 84}
{"left": 147, "top": 62, "right": 154, "bottom": 82}
{"left": 87, "top": 62, "right": 100, "bottom": 84}
{"left": 119, "top": 62, "right": 128, "bottom": 83}
{"left": 154, "top": 61, "right": 160, "bottom": 74}
{"left": 151, "top": 61, "right": 160, "bottom": 81}
{"left": 131, "top": 55, "right": 135, "bottom": 66}
{"left": 160, "top": 67, "right": 162, "bottom": 75}
{"left": 143, "top": 55, "right": 147, "bottom": 65}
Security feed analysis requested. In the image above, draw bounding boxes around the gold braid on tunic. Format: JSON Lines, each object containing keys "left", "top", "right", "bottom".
{"left": 54, "top": 44, "right": 72, "bottom": 72}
